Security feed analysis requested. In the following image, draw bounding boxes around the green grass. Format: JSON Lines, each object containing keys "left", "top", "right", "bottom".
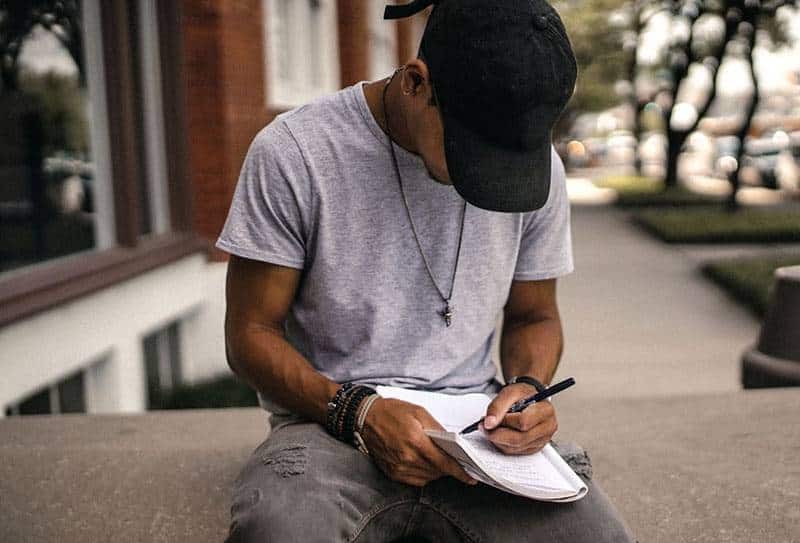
{"left": 159, "top": 376, "right": 258, "bottom": 409}
{"left": 616, "top": 187, "right": 726, "bottom": 208}
{"left": 594, "top": 175, "right": 664, "bottom": 193}
{"left": 633, "top": 207, "right": 800, "bottom": 243}
{"left": 594, "top": 175, "right": 725, "bottom": 208}
{"left": 702, "top": 254, "right": 800, "bottom": 317}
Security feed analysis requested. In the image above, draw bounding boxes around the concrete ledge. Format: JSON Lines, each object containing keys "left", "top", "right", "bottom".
{"left": 556, "top": 388, "right": 800, "bottom": 542}
{"left": 0, "top": 408, "right": 268, "bottom": 543}
{"left": 2, "top": 389, "right": 799, "bottom": 542}
{"left": 742, "top": 347, "right": 800, "bottom": 388}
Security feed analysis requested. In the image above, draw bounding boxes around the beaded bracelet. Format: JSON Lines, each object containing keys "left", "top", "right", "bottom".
{"left": 326, "top": 382, "right": 355, "bottom": 438}
{"left": 335, "top": 386, "right": 358, "bottom": 439}
{"left": 335, "top": 386, "right": 357, "bottom": 440}
{"left": 325, "top": 383, "right": 376, "bottom": 446}
{"left": 342, "top": 386, "right": 375, "bottom": 444}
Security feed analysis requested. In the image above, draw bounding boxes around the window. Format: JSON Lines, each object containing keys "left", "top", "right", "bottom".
{"left": 264, "top": 0, "right": 340, "bottom": 108}
{"left": 369, "top": 1, "right": 399, "bottom": 80}
{"left": 0, "top": 1, "right": 200, "bottom": 328}
{"left": 410, "top": 12, "right": 428, "bottom": 57}
{"left": 0, "top": 0, "right": 172, "bottom": 277}
{"left": 0, "top": 2, "right": 105, "bottom": 274}
{"left": 4, "top": 369, "right": 86, "bottom": 416}
{"left": 143, "top": 320, "right": 182, "bottom": 409}
{"left": 129, "top": 0, "right": 172, "bottom": 237}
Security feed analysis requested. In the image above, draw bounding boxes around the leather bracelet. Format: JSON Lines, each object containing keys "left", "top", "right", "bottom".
{"left": 356, "top": 393, "right": 380, "bottom": 434}
{"left": 506, "top": 375, "right": 547, "bottom": 393}
{"left": 354, "top": 394, "right": 380, "bottom": 455}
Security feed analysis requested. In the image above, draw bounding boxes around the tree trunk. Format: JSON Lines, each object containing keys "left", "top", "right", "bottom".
{"left": 627, "top": 0, "right": 642, "bottom": 175}
{"left": 664, "top": 127, "right": 685, "bottom": 188}
{"left": 664, "top": 4, "right": 741, "bottom": 190}
{"left": 727, "top": 13, "right": 760, "bottom": 212}
{"left": 1, "top": 56, "right": 19, "bottom": 92}
{"left": 661, "top": 2, "right": 702, "bottom": 188}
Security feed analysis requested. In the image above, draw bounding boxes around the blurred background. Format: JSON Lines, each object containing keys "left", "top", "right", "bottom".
{"left": 1, "top": 0, "right": 798, "bottom": 418}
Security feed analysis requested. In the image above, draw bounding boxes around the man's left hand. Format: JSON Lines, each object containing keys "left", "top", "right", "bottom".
{"left": 481, "top": 383, "right": 558, "bottom": 455}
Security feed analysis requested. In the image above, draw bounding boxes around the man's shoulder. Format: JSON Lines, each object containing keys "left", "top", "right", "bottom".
{"left": 241, "top": 84, "right": 373, "bottom": 194}
{"left": 518, "top": 146, "right": 568, "bottom": 221}
{"left": 264, "top": 85, "right": 362, "bottom": 149}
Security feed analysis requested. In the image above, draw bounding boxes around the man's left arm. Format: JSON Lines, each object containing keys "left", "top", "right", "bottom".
{"left": 482, "top": 278, "right": 563, "bottom": 455}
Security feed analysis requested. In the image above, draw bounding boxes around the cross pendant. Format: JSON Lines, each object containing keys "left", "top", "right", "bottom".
{"left": 440, "top": 303, "right": 453, "bottom": 327}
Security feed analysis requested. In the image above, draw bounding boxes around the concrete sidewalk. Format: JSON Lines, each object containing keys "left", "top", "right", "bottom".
{"left": 547, "top": 207, "right": 800, "bottom": 542}
{"left": 557, "top": 207, "right": 760, "bottom": 400}
{"left": 3, "top": 391, "right": 798, "bottom": 542}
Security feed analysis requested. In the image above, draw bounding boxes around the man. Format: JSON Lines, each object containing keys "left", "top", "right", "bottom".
{"left": 216, "top": 0, "right": 635, "bottom": 541}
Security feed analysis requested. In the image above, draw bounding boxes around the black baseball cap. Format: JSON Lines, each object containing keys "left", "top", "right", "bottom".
{"left": 385, "top": 0, "right": 577, "bottom": 212}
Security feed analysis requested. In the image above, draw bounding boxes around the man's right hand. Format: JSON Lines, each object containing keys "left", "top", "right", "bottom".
{"left": 360, "top": 398, "right": 478, "bottom": 488}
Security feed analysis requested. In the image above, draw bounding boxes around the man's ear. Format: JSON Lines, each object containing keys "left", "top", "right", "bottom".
{"left": 409, "top": 71, "right": 423, "bottom": 90}
{"left": 401, "top": 58, "right": 432, "bottom": 99}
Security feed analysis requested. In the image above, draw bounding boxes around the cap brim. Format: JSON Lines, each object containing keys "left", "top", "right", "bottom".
{"left": 443, "top": 111, "right": 552, "bottom": 213}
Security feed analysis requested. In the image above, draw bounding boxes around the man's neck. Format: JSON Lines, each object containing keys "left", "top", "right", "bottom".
{"left": 363, "top": 75, "right": 418, "bottom": 155}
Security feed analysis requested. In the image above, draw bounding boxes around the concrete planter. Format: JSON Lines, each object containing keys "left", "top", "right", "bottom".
{"left": 742, "top": 265, "right": 800, "bottom": 388}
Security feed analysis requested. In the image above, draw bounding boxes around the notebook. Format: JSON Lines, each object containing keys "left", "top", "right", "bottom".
{"left": 375, "top": 385, "right": 588, "bottom": 502}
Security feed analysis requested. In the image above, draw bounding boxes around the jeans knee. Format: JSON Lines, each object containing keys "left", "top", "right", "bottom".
{"left": 224, "top": 485, "right": 352, "bottom": 543}
{"left": 589, "top": 518, "right": 636, "bottom": 543}
{"left": 224, "top": 486, "right": 266, "bottom": 543}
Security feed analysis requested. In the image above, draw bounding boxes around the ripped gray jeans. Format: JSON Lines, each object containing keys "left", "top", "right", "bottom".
{"left": 224, "top": 413, "right": 636, "bottom": 542}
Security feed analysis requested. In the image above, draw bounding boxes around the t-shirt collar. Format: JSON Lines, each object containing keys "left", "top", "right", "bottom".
{"left": 351, "top": 81, "right": 428, "bottom": 171}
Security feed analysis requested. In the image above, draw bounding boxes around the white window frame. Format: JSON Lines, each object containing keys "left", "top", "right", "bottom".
{"left": 411, "top": 14, "right": 427, "bottom": 57}
{"left": 1, "top": 0, "right": 171, "bottom": 266}
{"left": 263, "top": 0, "right": 341, "bottom": 109}
{"left": 137, "top": 0, "right": 171, "bottom": 235}
{"left": 368, "top": 1, "right": 399, "bottom": 80}
{"left": 81, "top": 0, "right": 116, "bottom": 249}
{"left": 84, "top": 0, "right": 171, "bottom": 243}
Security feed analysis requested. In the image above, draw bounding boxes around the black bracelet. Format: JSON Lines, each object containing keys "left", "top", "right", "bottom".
{"left": 342, "top": 387, "right": 376, "bottom": 445}
{"left": 337, "top": 386, "right": 362, "bottom": 439}
{"left": 326, "top": 382, "right": 355, "bottom": 437}
{"left": 325, "top": 383, "right": 376, "bottom": 445}
{"left": 505, "top": 375, "right": 547, "bottom": 393}
{"left": 335, "top": 386, "right": 358, "bottom": 438}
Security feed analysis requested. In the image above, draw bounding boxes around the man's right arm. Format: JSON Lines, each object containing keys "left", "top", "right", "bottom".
{"left": 224, "top": 254, "right": 338, "bottom": 424}
{"left": 223, "top": 254, "right": 475, "bottom": 487}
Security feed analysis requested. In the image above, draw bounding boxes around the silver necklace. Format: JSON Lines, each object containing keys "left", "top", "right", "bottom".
{"left": 382, "top": 70, "right": 467, "bottom": 327}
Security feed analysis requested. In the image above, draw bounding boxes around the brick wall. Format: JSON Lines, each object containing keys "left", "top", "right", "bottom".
{"left": 182, "top": 0, "right": 269, "bottom": 261}
{"left": 396, "top": 6, "right": 430, "bottom": 65}
{"left": 337, "top": 0, "right": 370, "bottom": 87}
{"left": 182, "top": 0, "right": 424, "bottom": 261}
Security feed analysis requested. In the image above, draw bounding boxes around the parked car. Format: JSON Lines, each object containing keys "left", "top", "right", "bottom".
{"left": 639, "top": 132, "right": 667, "bottom": 179}
{"left": 743, "top": 133, "right": 792, "bottom": 190}
{"left": 605, "top": 130, "right": 637, "bottom": 169}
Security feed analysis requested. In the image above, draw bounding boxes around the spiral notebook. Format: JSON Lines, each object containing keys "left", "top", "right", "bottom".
{"left": 375, "top": 385, "right": 588, "bottom": 503}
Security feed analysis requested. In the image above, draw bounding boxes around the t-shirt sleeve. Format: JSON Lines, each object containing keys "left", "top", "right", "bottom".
{"left": 512, "top": 146, "right": 574, "bottom": 281}
{"left": 215, "top": 121, "right": 312, "bottom": 269}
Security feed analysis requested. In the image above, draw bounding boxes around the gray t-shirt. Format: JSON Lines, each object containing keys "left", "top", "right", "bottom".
{"left": 216, "top": 82, "right": 573, "bottom": 414}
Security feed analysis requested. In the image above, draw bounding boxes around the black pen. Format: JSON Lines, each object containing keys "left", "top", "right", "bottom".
{"left": 459, "top": 377, "right": 576, "bottom": 435}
